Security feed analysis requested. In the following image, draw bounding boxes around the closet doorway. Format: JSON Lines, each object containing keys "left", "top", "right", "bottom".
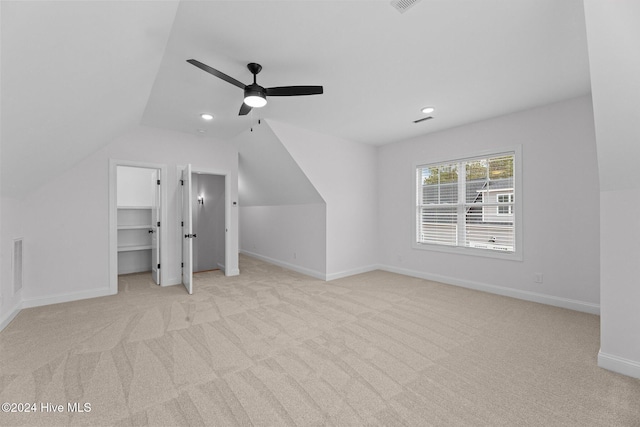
{"left": 109, "top": 160, "right": 167, "bottom": 294}
{"left": 192, "top": 172, "right": 226, "bottom": 273}
{"left": 181, "top": 165, "right": 228, "bottom": 294}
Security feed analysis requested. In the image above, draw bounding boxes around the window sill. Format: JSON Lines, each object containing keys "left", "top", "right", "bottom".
{"left": 412, "top": 241, "right": 523, "bottom": 261}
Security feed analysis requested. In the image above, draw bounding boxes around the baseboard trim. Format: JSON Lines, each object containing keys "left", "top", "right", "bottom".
{"left": 598, "top": 350, "right": 640, "bottom": 379}
{"left": 240, "top": 250, "right": 326, "bottom": 280}
{"left": 325, "top": 264, "right": 379, "bottom": 281}
{"left": 0, "top": 302, "right": 22, "bottom": 332}
{"left": 226, "top": 268, "right": 240, "bottom": 276}
{"left": 2, "top": 287, "right": 114, "bottom": 332}
{"left": 378, "top": 264, "right": 600, "bottom": 315}
{"left": 21, "top": 287, "right": 115, "bottom": 309}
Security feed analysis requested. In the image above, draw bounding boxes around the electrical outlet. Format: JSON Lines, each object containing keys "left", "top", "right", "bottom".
{"left": 534, "top": 273, "right": 544, "bottom": 284}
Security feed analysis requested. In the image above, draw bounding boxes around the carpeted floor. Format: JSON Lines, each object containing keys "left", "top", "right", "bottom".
{"left": 1, "top": 254, "right": 639, "bottom": 426}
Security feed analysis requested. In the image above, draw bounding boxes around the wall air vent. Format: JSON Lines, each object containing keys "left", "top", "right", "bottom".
{"left": 390, "top": 0, "right": 422, "bottom": 14}
{"left": 13, "top": 238, "right": 23, "bottom": 293}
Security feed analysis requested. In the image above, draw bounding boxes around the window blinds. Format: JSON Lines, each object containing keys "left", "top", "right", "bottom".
{"left": 416, "top": 153, "right": 515, "bottom": 252}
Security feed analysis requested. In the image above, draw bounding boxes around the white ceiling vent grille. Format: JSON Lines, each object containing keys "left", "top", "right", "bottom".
{"left": 13, "top": 238, "right": 23, "bottom": 294}
{"left": 390, "top": 0, "right": 422, "bottom": 14}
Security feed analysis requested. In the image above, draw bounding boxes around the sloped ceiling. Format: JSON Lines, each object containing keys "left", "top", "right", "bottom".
{"left": 1, "top": 1, "right": 179, "bottom": 197}
{"left": 235, "top": 120, "right": 324, "bottom": 207}
{"left": 1, "top": 0, "right": 591, "bottom": 198}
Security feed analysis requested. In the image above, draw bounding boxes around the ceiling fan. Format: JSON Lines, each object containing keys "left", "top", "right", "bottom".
{"left": 187, "top": 59, "right": 324, "bottom": 116}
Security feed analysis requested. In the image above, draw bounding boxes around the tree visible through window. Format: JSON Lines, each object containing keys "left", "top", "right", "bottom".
{"left": 416, "top": 152, "right": 516, "bottom": 253}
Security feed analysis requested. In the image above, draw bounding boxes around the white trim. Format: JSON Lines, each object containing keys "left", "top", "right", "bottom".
{"left": 598, "top": 350, "right": 640, "bottom": 379}
{"left": 22, "top": 287, "right": 114, "bottom": 309}
{"left": 240, "top": 250, "right": 327, "bottom": 280}
{"left": 325, "top": 265, "right": 379, "bottom": 281}
{"left": 378, "top": 263, "right": 600, "bottom": 315}
{"left": 109, "top": 159, "right": 168, "bottom": 293}
{"left": 177, "top": 165, "right": 237, "bottom": 277}
{"left": 0, "top": 300, "right": 22, "bottom": 332}
{"left": 1, "top": 287, "right": 115, "bottom": 332}
{"left": 240, "top": 250, "right": 378, "bottom": 281}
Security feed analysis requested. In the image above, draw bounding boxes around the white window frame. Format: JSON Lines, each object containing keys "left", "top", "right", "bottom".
{"left": 496, "top": 193, "right": 514, "bottom": 215}
{"left": 412, "top": 146, "right": 523, "bottom": 261}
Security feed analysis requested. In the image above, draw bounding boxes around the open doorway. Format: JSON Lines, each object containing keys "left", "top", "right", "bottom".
{"left": 109, "top": 160, "right": 167, "bottom": 295}
{"left": 180, "top": 165, "right": 229, "bottom": 294}
{"left": 116, "top": 165, "right": 161, "bottom": 283}
{"left": 192, "top": 173, "right": 226, "bottom": 273}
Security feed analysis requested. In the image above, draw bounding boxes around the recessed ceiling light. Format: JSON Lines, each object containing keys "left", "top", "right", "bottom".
{"left": 421, "top": 106, "right": 435, "bottom": 114}
{"left": 200, "top": 113, "right": 214, "bottom": 120}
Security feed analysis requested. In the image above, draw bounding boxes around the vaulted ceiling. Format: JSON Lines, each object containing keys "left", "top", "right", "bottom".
{"left": 1, "top": 0, "right": 591, "bottom": 197}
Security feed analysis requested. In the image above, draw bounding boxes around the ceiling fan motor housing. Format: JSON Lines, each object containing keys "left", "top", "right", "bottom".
{"left": 244, "top": 83, "right": 267, "bottom": 108}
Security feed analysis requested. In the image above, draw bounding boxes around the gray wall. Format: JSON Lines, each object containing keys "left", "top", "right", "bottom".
{"left": 192, "top": 173, "right": 225, "bottom": 273}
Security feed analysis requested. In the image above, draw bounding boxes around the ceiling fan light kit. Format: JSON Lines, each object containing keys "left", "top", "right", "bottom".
{"left": 187, "top": 59, "right": 323, "bottom": 116}
{"left": 244, "top": 85, "right": 267, "bottom": 108}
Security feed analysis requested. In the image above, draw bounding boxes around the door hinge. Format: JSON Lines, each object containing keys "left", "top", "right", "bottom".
{"left": 157, "top": 264, "right": 161, "bottom": 269}
{"left": 157, "top": 221, "right": 160, "bottom": 227}
{"left": 181, "top": 262, "right": 184, "bottom": 268}
{"left": 181, "top": 221, "right": 184, "bottom": 227}
{"left": 180, "top": 179, "right": 184, "bottom": 186}
{"left": 157, "top": 179, "right": 160, "bottom": 185}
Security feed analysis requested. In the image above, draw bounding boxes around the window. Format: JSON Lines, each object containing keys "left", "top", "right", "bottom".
{"left": 415, "top": 150, "right": 519, "bottom": 256}
{"left": 497, "top": 193, "right": 514, "bottom": 215}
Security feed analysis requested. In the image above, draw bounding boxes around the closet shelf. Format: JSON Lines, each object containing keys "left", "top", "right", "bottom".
{"left": 118, "top": 244, "right": 152, "bottom": 252}
{"left": 118, "top": 225, "right": 152, "bottom": 230}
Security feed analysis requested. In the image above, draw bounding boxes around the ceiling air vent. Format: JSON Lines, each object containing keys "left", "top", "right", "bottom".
{"left": 390, "top": 0, "right": 422, "bottom": 14}
{"left": 413, "top": 116, "right": 433, "bottom": 124}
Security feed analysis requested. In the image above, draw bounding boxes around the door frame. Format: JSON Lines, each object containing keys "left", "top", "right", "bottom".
{"left": 108, "top": 159, "right": 168, "bottom": 295}
{"left": 178, "top": 165, "right": 232, "bottom": 276}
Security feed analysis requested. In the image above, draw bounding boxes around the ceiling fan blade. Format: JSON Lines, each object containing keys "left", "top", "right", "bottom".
{"left": 239, "top": 102, "right": 252, "bottom": 116}
{"left": 266, "top": 86, "right": 323, "bottom": 96}
{"left": 187, "top": 59, "right": 246, "bottom": 90}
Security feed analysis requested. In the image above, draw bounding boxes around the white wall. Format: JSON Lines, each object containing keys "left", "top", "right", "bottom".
{"left": 236, "top": 122, "right": 323, "bottom": 207}
{"left": 377, "top": 96, "right": 600, "bottom": 313}
{"left": 240, "top": 204, "right": 327, "bottom": 279}
{"left": 117, "top": 166, "right": 156, "bottom": 207}
{"left": 192, "top": 173, "right": 225, "bottom": 272}
{"left": 235, "top": 121, "right": 328, "bottom": 278}
{"left": 584, "top": 0, "right": 640, "bottom": 378}
{"left": 3, "top": 125, "right": 238, "bottom": 310}
{"left": 268, "top": 120, "right": 378, "bottom": 280}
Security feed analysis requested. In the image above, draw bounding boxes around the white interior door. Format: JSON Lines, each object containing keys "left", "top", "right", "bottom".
{"left": 182, "top": 164, "right": 193, "bottom": 294}
{"left": 150, "top": 169, "right": 161, "bottom": 285}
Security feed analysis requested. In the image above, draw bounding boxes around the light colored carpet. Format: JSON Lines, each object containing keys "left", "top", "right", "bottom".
{"left": 1, "top": 254, "right": 639, "bottom": 426}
